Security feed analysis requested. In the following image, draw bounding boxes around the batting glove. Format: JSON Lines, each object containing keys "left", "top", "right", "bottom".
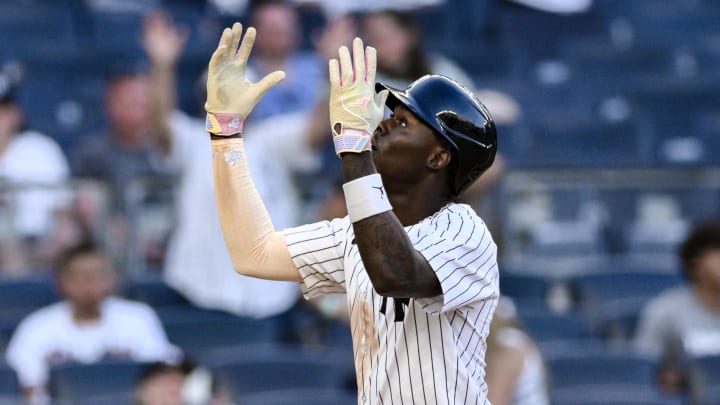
{"left": 205, "top": 23, "right": 285, "bottom": 136}
{"left": 328, "top": 37, "right": 389, "bottom": 156}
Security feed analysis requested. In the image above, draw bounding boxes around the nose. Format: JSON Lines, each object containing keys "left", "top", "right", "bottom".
{"left": 376, "top": 118, "right": 394, "bottom": 136}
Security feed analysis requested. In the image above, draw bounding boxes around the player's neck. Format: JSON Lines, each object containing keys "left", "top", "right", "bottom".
{"left": 389, "top": 192, "right": 452, "bottom": 226}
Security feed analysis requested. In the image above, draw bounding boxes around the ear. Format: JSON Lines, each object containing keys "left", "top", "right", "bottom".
{"left": 427, "top": 147, "right": 451, "bottom": 171}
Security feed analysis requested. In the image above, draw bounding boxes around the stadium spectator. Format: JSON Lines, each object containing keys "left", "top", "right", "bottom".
{"left": 5, "top": 241, "right": 179, "bottom": 404}
{"left": 634, "top": 219, "right": 720, "bottom": 395}
{"left": 361, "top": 9, "right": 520, "bottom": 125}
{"left": 485, "top": 297, "right": 550, "bottom": 405}
{"left": 292, "top": 0, "right": 446, "bottom": 18}
{"left": 71, "top": 66, "right": 170, "bottom": 211}
{"left": 134, "top": 360, "right": 233, "bottom": 405}
{"left": 141, "top": 12, "right": 302, "bottom": 324}
{"left": 244, "top": 0, "right": 326, "bottom": 121}
{"left": 0, "top": 69, "right": 72, "bottom": 274}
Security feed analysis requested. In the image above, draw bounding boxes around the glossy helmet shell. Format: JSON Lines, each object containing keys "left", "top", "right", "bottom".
{"left": 376, "top": 75, "right": 497, "bottom": 197}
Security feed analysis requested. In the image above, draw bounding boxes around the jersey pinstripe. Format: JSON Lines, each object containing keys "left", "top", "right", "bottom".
{"left": 283, "top": 203, "right": 499, "bottom": 404}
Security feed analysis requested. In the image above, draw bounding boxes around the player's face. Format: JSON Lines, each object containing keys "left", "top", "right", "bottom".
{"left": 372, "top": 105, "right": 446, "bottom": 184}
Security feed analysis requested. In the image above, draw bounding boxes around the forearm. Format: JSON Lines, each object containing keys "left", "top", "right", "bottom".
{"left": 342, "top": 153, "right": 441, "bottom": 298}
{"left": 211, "top": 137, "right": 300, "bottom": 282}
{"left": 149, "top": 62, "right": 176, "bottom": 156}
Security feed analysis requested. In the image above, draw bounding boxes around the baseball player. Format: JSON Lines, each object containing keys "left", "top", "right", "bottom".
{"left": 206, "top": 23, "right": 499, "bottom": 404}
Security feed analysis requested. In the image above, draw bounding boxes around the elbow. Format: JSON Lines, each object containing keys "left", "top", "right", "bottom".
{"left": 372, "top": 280, "right": 395, "bottom": 297}
{"left": 369, "top": 266, "right": 441, "bottom": 298}
{"left": 231, "top": 259, "right": 255, "bottom": 277}
{"left": 370, "top": 274, "right": 413, "bottom": 297}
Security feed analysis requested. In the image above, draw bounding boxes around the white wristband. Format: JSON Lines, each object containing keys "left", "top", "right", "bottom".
{"left": 342, "top": 174, "right": 393, "bottom": 223}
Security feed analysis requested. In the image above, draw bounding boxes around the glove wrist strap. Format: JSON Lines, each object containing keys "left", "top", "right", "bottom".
{"left": 334, "top": 128, "right": 372, "bottom": 156}
{"left": 206, "top": 112, "right": 245, "bottom": 136}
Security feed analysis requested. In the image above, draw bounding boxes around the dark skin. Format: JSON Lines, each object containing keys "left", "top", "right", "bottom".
{"left": 341, "top": 105, "right": 452, "bottom": 298}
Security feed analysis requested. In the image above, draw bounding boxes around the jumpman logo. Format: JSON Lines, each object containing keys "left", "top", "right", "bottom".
{"left": 372, "top": 185, "right": 385, "bottom": 199}
{"left": 348, "top": 96, "right": 371, "bottom": 117}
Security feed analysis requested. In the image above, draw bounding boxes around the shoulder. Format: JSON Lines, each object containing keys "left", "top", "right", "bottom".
{"left": 428, "top": 203, "right": 487, "bottom": 231}
{"left": 642, "top": 286, "right": 692, "bottom": 315}
{"left": 12, "top": 131, "right": 65, "bottom": 154}
{"left": 16, "top": 302, "right": 68, "bottom": 331}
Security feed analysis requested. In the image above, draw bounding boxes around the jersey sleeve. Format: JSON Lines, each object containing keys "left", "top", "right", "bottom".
{"left": 282, "top": 217, "right": 350, "bottom": 299}
{"left": 413, "top": 205, "right": 499, "bottom": 314}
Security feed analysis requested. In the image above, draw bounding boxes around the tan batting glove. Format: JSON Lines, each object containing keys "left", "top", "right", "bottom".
{"left": 205, "top": 23, "right": 285, "bottom": 136}
{"left": 329, "top": 37, "right": 389, "bottom": 156}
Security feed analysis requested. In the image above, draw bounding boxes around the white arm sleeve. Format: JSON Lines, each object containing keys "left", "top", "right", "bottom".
{"left": 211, "top": 138, "right": 300, "bottom": 282}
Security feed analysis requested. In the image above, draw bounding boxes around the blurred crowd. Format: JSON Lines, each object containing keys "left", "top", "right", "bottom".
{"left": 0, "top": 0, "right": 718, "bottom": 404}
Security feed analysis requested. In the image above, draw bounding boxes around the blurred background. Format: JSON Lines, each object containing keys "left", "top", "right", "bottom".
{"left": 0, "top": 0, "right": 718, "bottom": 404}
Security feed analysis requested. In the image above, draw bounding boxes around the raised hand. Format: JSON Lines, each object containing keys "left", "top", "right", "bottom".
{"left": 205, "top": 23, "right": 285, "bottom": 135}
{"left": 328, "top": 37, "right": 389, "bottom": 156}
{"left": 142, "top": 12, "right": 188, "bottom": 68}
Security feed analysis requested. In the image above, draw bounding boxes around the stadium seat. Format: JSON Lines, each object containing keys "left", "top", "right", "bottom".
{"left": 0, "top": 396, "right": 24, "bottom": 405}
{"left": 518, "top": 309, "right": 592, "bottom": 342}
{"left": 48, "top": 360, "right": 150, "bottom": 403}
{"left": 0, "top": 277, "right": 59, "bottom": 310}
{"left": 79, "top": 391, "right": 133, "bottom": 405}
{"left": 89, "top": 11, "right": 145, "bottom": 57}
{"left": 202, "top": 344, "right": 354, "bottom": 397}
{"left": 16, "top": 73, "right": 107, "bottom": 154}
{"left": 238, "top": 388, "right": 357, "bottom": 405}
{"left": 583, "top": 296, "right": 648, "bottom": 343}
{"left": 547, "top": 351, "right": 657, "bottom": 389}
{"left": 695, "top": 355, "right": 720, "bottom": 397}
{"left": 514, "top": 118, "right": 644, "bottom": 167}
{"left": 0, "top": 3, "right": 78, "bottom": 58}
{"left": 122, "top": 276, "right": 191, "bottom": 308}
{"left": 552, "top": 384, "right": 684, "bottom": 405}
{"left": 163, "top": 316, "right": 280, "bottom": 356}
{"left": 0, "top": 362, "right": 19, "bottom": 397}
{"left": 499, "top": 271, "right": 555, "bottom": 303}
{"left": 569, "top": 271, "right": 682, "bottom": 310}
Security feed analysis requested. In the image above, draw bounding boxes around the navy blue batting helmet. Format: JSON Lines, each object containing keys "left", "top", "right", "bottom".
{"left": 376, "top": 75, "right": 497, "bottom": 197}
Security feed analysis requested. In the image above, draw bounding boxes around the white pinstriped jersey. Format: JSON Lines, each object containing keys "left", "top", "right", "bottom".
{"left": 283, "top": 203, "right": 499, "bottom": 405}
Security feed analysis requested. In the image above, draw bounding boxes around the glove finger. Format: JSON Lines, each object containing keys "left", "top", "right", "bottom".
{"left": 208, "top": 44, "right": 227, "bottom": 77}
{"left": 365, "top": 46, "right": 377, "bottom": 84}
{"left": 352, "top": 37, "right": 365, "bottom": 84}
{"left": 215, "top": 28, "right": 232, "bottom": 66}
{"left": 236, "top": 26, "right": 255, "bottom": 65}
{"left": 338, "top": 45, "right": 353, "bottom": 87}
{"left": 229, "top": 22, "right": 242, "bottom": 56}
{"left": 256, "top": 70, "right": 286, "bottom": 95}
{"left": 375, "top": 89, "right": 389, "bottom": 109}
{"left": 328, "top": 59, "right": 340, "bottom": 87}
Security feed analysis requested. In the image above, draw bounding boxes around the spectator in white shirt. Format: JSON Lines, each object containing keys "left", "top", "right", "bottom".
{"left": 5, "top": 241, "right": 179, "bottom": 404}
